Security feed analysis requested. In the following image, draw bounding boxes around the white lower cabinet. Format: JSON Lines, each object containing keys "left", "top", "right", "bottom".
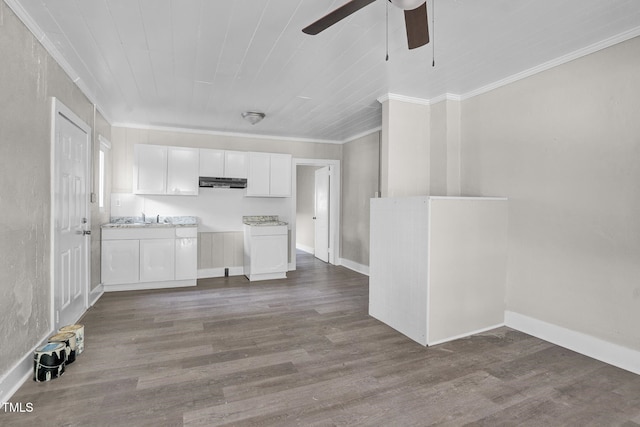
{"left": 102, "top": 240, "right": 139, "bottom": 285}
{"left": 101, "top": 226, "right": 197, "bottom": 291}
{"left": 175, "top": 227, "right": 198, "bottom": 280}
{"left": 139, "top": 238, "right": 175, "bottom": 282}
{"left": 243, "top": 224, "right": 288, "bottom": 281}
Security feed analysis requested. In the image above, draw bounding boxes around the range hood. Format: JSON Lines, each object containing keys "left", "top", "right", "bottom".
{"left": 199, "top": 176, "right": 247, "bottom": 189}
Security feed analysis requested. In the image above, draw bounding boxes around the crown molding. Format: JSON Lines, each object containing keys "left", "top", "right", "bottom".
{"left": 340, "top": 127, "right": 382, "bottom": 144}
{"left": 428, "top": 93, "right": 463, "bottom": 104}
{"left": 460, "top": 25, "right": 640, "bottom": 101}
{"left": 9, "top": 0, "right": 639, "bottom": 143}
{"left": 377, "top": 93, "right": 431, "bottom": 106}
{"left": 4, "top": 0, "right": 113, "bottom": 125}
{"left": 111, "top": 122, "right": 344, "bottom": 145}
{"left": 378, "top": 92, "right": 463, "bottom": 106}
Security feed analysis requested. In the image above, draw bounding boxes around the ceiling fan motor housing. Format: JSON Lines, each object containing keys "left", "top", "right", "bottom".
{"left": 390, "top": 0, "right": 425, "bottom": 10}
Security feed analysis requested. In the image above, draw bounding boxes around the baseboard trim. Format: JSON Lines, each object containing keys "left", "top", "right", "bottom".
{"left": 427, "top": 322, "right": 506, "bottom": 347}
{"left": 339, "top": 258, "right": 370, "bottom": 276}
{"left": 103, "top": 279, "right": 196, "bottom": 292}
{"left": 0, "top": 329, "right": 53, "bottom": 403}
{"left": 1, "top": 296, "right": 95, "bottom": 402}
{"left": 296, "top": 244, "right": 314, "bottom": 255}
{"left": 505, "top": 311, "right": 640, "bottom": 376}
{"left": 89, "top": 284, "right": 104, "bottom": 306}
{"left": 197, "top": 267, "right": 244, "bottom": 279}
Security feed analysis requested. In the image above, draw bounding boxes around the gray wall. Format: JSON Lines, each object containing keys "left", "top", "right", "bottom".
{"left": 0, "top": 2, "right": 109, "bottom": 379}
{"left": 461, "top": 36, "right": 640, "bottom": 351}
{"left": 341, "top": 132, "right": 380, "bottom": 266}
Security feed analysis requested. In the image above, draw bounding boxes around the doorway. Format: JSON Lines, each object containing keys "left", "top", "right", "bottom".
{"left": 314, "top": 166, "right": 330, "bottom": 263}
{"left": 51, "top": 98, "right": 91, "bottom": 329}
{"left": 290, "top": 159, "right": 340, "bottom": 271}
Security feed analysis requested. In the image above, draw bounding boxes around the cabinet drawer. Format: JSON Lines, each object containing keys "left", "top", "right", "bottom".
{"left": 175, "top": 227, "right": 198, "bottom": 238}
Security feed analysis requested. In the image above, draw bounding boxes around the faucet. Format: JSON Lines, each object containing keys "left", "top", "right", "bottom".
{"left": 141, "top": 212, "right": 146, "bottom": 223}
{"left": 157, "top": 214, "right": 160, "bottom": 223}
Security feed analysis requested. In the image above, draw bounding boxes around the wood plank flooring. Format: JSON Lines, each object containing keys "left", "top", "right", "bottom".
{"left": 5, "top": 251, "right": 640, "bottom": 426}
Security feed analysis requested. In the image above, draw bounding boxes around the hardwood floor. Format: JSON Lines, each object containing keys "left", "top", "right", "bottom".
{"left": 5, "top": 251, "right": 640, "bottom": 426}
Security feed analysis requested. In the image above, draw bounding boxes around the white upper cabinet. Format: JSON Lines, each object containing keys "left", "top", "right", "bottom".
{"left": 269, "top": 154, "right": 292, "bottom": 197}
{"left": 134, "top": 144, "right": 198, "bottom": 195}
{"left": 246, "top": 152, "right": 291, "bottom": 197}
{"left": 224, "top": 150, "right": 248, "bottom": 178}
{"left": 246, "top": 152, "right": 271, "bottom": 196}
{"left": 134, "top": 144, "right": 167, "bottom": 194}
{"left": 199, "top": 149, "right": 224, "bottom": 177}
{"left": 167, "top": 147, "right": 199, "bottom": 195}
{"left": 199, "top": 149, "right": 247, "bottom": 178}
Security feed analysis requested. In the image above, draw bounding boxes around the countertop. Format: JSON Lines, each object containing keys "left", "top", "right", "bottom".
{"left": 102, "top": 216, "right": 198, "bottom": 229}
{"left": 242, "top": 215, "right": 288, "bottom": 226}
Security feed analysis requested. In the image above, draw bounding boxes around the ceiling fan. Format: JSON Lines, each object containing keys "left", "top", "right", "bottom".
{"left": 303, "top": 0, "right": 429, "bottom": 50}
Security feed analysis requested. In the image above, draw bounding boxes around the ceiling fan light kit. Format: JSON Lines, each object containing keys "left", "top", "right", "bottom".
{"left": 389, "top": 0, "right": 424, "bottom": 10}
{"left": 241, "top": 111, "right": 266, "bottom": 125}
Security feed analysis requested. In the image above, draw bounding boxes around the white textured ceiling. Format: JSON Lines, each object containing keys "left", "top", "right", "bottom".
{"left": 7, "top": 0, "right": 640, "bottom": 142}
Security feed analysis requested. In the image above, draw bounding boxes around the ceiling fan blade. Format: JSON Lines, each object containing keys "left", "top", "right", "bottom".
{"left": 302, "top": 0, "right": 377, "bottom": 35}
{"left": 404, "top": 2, "right": 429, "bottom": 49}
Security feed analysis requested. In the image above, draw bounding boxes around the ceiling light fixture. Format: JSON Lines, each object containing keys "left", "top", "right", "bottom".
{"left": 389, "top": 0, "right": 424, "bottom": 10}
{"left": 241, "top": 111, "right": 265, "bottom": 125}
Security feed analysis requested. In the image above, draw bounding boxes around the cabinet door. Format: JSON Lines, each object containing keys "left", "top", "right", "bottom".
{"left": 102, "top": 240, "right": 139, "bottom": 284}
{"left": 139, "top": 239, "right": 175, "bottom": 282}
{"left": 134, "top": 145, "right": 167, "bottom": 194}
{"left": 269, "top": 154, "right": 292, "bottom": 197}
{"left": 167, "top": 147, "right": 199, "bottom": 195}
{"left": 250, "top": 234, "right": 288, "bottom": 274}
{"left": 175, "top": 237, "right": 198, "bottom": 280}
{"left": 246, "top": 152, "right": 271, "bottom": 196}
{"left": 199, "top": 149, "right": 224, "bottom": 177}
{"left": 224, "top": 151, "right": 248, "bottom": 178}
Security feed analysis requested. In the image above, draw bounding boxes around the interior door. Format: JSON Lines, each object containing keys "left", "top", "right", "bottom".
{"left": 53, "top": 100, "right": 91, "bottom": 329}
{"left": 314, "top": 166, "right": 330, "bottom": 263}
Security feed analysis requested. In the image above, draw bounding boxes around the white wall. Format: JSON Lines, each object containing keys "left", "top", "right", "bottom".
{"left": 461, "top": 35, "right": 640, "bottom": 352}
{"left": 380, "top": 99, "right": 430, "bottom": 197}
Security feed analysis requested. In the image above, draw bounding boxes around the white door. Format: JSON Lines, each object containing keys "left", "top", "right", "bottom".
{"left": 314, "top": 166, "right": 330, "bottom": 263}
{"left": 53, "top": 100, "right": 91, "bottom": 329}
